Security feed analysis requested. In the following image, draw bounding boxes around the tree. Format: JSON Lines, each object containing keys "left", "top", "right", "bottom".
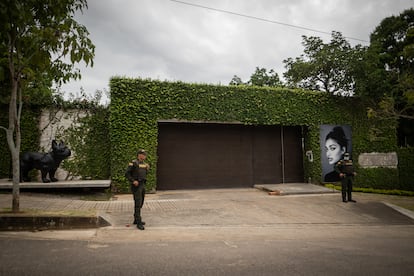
{"left": 353, "top": 8, "right": 414, "bottom": 146}
{"left": 229, "top": 75, "right": 243, "bottom": 86}
{"left": 283, "top": 31, "right": 366, "bottom": 95}
{"left": 356, "top": 8, "right": 414, "bottom": 122}
{"left": 0, "top": 0, "right": 95, "bottom": 212}
{"left": 247, "top": 67, "right": 282, "bottom": 87}
{"left": 229, "top": 67, "right": 283, "bottom": 87}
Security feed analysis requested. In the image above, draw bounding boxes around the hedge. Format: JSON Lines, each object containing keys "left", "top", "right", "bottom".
{"left": 109, "top": 78, "right": 398, "bottom": 192}
{"left": 397, "top": 147, "right": 414, "bottom": 191}
{"left": 1, "top": 78, "right": 409, "bottom": 192}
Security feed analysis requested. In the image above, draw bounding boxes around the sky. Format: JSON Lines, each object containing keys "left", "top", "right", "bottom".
{"left": 59, "top": 0, "right": 414, "bottom": 104}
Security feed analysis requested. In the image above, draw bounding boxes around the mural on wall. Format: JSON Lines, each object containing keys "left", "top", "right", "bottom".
{"left": 320, "top": 125, "right": 352, "bottom": 182}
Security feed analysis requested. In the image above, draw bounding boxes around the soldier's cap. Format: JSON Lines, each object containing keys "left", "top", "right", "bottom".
{"left": 137, "top": 149, "right": 147, "bottom": 155}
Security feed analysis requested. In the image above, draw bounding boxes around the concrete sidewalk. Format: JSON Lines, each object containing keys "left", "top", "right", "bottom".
{"left": 1, "top": 184, "right": 413, "bottom": 231}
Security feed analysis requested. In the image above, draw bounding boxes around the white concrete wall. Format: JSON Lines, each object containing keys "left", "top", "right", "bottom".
{"left": 37, "top": 109, "right": 86, "bottom": 181}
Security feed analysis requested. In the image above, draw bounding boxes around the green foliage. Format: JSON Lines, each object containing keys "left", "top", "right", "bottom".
{"left": 354, "top": 168, "right": 400, "bottom": 190}
{"left": 109, "top": 78, "right": 398, "bottom": 191}
{"left": 324, "top": 184, "right": 414, "bottom": 196}
{"left": 62, "top": 106, "right": 111, "bottom": 180}
{"left": 0, "top": 0, "right": 95, "bottom": 102}
{"left": 397, "top": 147, "right": 414, "bottom": 191}
{"left": 1, "top": 0, "right": 95, "bottom": 211}
{"left": 357, "top": 8, "right": 414, "bottom": 121}
{"left": 283, "top": 31, "right": 366, "bottom": 95}
{"left": 1, "top": 91, "right": 110, "bottom": 182}
{"left": 0, "top": 105, "right": 42, "bottom": 177}
{"left": 229, "top": 75, "right": 243, "bottom": 86}
{"left": 229, "top": 67, "right": 283, "bottom": 87}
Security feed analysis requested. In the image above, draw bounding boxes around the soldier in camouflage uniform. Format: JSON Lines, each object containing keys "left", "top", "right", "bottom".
{"left": 334, "top": 152, "right": 357, "bottom": 203}
{"left": 125, "top": 149, "right": 150, "bottom": 230}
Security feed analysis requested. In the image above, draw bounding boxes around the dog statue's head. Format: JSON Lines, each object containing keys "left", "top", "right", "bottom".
{"left": 52, "top": 140, "right": 71, "bottom": 159}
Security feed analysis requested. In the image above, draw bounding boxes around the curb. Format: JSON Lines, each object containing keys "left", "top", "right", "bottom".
{"left": 0, "top": 215, "right": 111, "bottom": 231}
{"left": 254, "top": 183, "right": 338, "bottom": 195}
{"left": 383, "top": 202, "right": 414, "bottom": 220}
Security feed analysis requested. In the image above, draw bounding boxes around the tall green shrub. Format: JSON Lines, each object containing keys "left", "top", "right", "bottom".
{"left": 62, "top": 107, "right": 111, "bottom": 180}
{"left": 397, "top": 147, "right": 414, "bottom": 191}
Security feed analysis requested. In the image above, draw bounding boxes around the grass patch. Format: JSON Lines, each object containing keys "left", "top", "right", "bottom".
{"left": 392, "top": 203, "right": 414, "bottom": 212}
{"left": 324, "top": 184, "right": 414, "bottom": 196}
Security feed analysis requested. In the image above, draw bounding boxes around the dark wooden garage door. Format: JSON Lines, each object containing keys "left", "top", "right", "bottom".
{"left": 157, "top": 123, "right": 304, "bottom": 190}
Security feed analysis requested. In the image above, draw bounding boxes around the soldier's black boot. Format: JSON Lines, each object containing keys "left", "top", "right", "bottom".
{"left": 348, "top": 191, "right": 356, "bottom": 202}
{"left": 133, "top": 219, "right": 145, "bottom": 225}
{"left": 137, "top": 223, "right": 145, "bottom": 230}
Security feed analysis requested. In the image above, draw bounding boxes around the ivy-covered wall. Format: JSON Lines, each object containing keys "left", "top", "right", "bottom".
{"left": 1, "top": 79, "right": 410, "bottom": 192}
{"left": 62, "top": 107, "right": 111, "bottom": 180}
{"left": 397, "top": 147, "right": 414, "bottom": 191}
{"left": 109, "top": 78, "right": 399, "bottom": 192}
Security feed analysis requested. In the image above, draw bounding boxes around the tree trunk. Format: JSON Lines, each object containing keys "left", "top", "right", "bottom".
{"left": 7, "top": 76, "right": 21, "bottom": 213}
{"left": 5, "top": 126, "right": 20, "bottom": 212}
{"left": 11, "top": 149, "right": 20, "bottom": 213}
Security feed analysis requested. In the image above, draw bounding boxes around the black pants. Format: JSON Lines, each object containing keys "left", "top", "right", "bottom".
{"left": 131, "top": 180, "right": 146, "bottom": 223}
{"left": 341, "top": 176, "right": 353, "bottom": 201}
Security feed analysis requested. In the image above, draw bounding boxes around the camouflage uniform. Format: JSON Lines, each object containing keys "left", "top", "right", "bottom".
{"left": 125, "top": 150, "right": 149, "bottom": 229}
{"left": 334, "top": 153, "right": 356, "bottom": 203}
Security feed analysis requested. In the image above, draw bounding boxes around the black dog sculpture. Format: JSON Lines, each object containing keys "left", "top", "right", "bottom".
{"left": 20, "top": 140, "right": 71, "bottom": 183}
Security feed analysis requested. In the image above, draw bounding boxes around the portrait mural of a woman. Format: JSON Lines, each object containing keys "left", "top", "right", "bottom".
{"left": 320, "top": 125, "right": 352, "bottom": 182}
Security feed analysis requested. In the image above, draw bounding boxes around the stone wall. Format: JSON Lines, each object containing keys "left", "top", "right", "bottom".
{"left": 358, "top": 152, "right": 398, "bottom": 168}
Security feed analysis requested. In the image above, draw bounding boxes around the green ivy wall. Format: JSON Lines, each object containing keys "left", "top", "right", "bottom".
{"left": 109, "top": 78, "right": 400, "bottom": 192}
{"left": 1, "top": 79, "right": 410, "bottom": 192}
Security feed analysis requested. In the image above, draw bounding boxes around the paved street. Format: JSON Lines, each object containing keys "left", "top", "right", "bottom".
{"left": 1, "top": 188, "right": 413, "bottom": 275}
